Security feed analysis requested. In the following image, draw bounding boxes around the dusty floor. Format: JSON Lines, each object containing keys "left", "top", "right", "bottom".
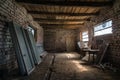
{"left": 2, "top": 52, "right": 120, "bottom": 80}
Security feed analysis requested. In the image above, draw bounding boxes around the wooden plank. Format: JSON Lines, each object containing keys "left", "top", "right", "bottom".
{"left": 98, "top": 43, "right": 109, "bottom": 64}
{"left": 40, "top": 23, "right": 84, "bottom": 27}
{"left": 16, "top": 1, "right": 114, "bottom": 7}
{"left": 34, "top": 18, "right": 90, "bottom": 22}
{"left": 24, "top": 29, "right": 41, "bottom": 64}
{"left": 28, "top": 11, "right": 99, "bottom": 16}
{"left": 9, "top": 22, "right": 35, "bottom": 75}
{"left": 38, "top": 21, "right": 84, "bottom": 24}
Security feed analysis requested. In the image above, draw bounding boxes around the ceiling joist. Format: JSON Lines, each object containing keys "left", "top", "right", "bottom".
{"left": 34, "top": 18, "right": 90, "bottom": 22}
{"left": 16, "top": 1, "right": 113, "bottom": 7}
{"left": 38, "top": 22, "right": 83, "bottom": 24}
{"left": 42, "top": 26, "right": 81, "bottom": 29}
{"left": 40, "top": 23, "right": 84, "bottom": 26}
{"left": 28, "top": 11, "right": 99, "bottom": 16}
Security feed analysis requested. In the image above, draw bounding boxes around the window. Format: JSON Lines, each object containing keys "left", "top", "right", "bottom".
{"left": 82, "top": 31, "right": 89, "bottom": 48}
{"left": 82, "top": 31, "right": 89, "bottom": 42}
{"left": 94, "top": 20, "right": 112, "bottom": 36}
{"left": 26, "top": 26, "right": 35, "bottom": 36}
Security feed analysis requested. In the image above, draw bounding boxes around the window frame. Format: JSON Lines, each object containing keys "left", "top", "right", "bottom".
{"left": 26, "top": 26, "right": 35, "bottom": 36}
{"left": 82, "top": 31, "right": 89, "bottom": 42}
{"left": 94, "top": 20, "right": 112, "bottom": 36}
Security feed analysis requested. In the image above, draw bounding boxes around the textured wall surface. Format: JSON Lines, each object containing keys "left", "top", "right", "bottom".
{"left": 44, "top": 29, "right": 77, "bottom": 52}
{"left": 80, "top": 0, "right": 120, "bottom": 67}
{"left": 0, "top": 0, "right": 43, "bottom": 43}
{"left": 111, "top": 0, "right": 120, "bottom": 67}
{"left": 0, "top": 0, "right": 36, "bottom": 28}
{"left": 0, "top": 0, "right": 43, "bottom": 75}
{"left": 0, "top": 20, "right": 17, "bottom": 75}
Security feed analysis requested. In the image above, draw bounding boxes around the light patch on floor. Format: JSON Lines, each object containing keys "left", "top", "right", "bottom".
{"left": 72, "top": 60, "right": 88, "bottom": 72}
{"left": 66, "top": 53, "right": 77, "bottom": 59}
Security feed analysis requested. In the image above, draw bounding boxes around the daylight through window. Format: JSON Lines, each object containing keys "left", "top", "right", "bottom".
{"left": 94, "top": 20, "right": 112, "bottom": 36}
{"left": 82, "top": 31, "right": 89, "bottom": 42}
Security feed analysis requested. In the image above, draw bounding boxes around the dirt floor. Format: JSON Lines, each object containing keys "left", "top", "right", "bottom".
{"left": 2, "top": 52, "right": 120, "bottom": 80}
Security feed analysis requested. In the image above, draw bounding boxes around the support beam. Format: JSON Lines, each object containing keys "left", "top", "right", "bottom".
{"left": 42, "top": 26, "right": 81, "bottom": 29}
{"left": 16, "top": 0, "right": 114, "bottom": 7}
{"left": 40, "top": 23, "right": 84, "bottom": 26}
{"left": 34, "top": 18, "right": 90, "bottom": 22}
{"left": 28, "top": 11, "right": 99, "bottom": 16}
{"left": 38, "top": 22, "right": 83, "bottom": 25}
{"left": 40, "top": 24, "right": 83, "bottom": 29}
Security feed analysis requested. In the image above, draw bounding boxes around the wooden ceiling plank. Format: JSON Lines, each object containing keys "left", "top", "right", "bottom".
{"left": 34, "top": 18, "right": 90, "bottom": 21}
{"left": 28, "top": 11, "right": 99, "bottom": 16}
{"left": 40, "top": 23, "right": 84, "bottom": 26}
{"left": 38, "top": 22, "right": 84, "bottom": 25}
{"left": 16, "top": 1, "right": 114, "bottom": 7}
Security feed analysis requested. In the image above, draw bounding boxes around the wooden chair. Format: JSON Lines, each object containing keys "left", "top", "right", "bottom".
{"left": 83, "top": 39, "right": 109, "bottom": 64}
{"left": 95, "top": 42, "right": 109, "bottom": 64}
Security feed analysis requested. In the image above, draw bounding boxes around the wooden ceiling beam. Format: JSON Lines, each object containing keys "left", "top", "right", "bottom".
{"left": 34, "top": 18, "right": 90, "bottom": 22}
{"left": 16, "top": 0, "right": 114, "bottom": 7}
{"left": 28, "top": 11, "right": 99, "bottom": 16}
{"left": 38, "top": 22, "right": 83, "bottom": 25}
{"left": 40, "top": 23, "right": 84, "bottom": 26}
{"left": 42, "top": 26, "right": 81, "bottom": 29}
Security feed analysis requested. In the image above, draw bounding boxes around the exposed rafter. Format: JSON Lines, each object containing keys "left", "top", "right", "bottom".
{"left": 40, "top": 24, "right": 83, "bottom": 29}
{"left": 38, "top": 21, "right": 84, "bottom": 25}
{"left": 40, "top": 23, "right": 84, "bottom": 26}
{"left": 34, "top": 18, "right": 90, "bottom": 22}
{"left": 16, "top": 0, "right": 114, "bottom": 7}
{"left": 28, "top": 11, "right": 99, "bottom": 16}
{"left": 42, "top": 26, "right": 81, "bottom": 29}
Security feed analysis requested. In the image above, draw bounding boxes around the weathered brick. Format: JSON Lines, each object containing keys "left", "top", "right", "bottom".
{"left": 79, "top": 0, "right": 120, "bottom": 68}
{"left": 0, "top": 0, "right": 43, "bottom": 75}
{"left": 44, "top": 29, "right": 77, "bottom": 52}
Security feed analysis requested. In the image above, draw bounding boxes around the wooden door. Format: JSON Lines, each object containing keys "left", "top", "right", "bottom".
{"left": 9, "top": 22, "right": 35, "bottom": 75}
{"left": 24, "top": 29, "right": 41, "bottom": 64}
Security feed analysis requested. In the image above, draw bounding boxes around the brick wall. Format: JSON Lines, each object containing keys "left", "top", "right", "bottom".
{"left": 0, "top": 0, "right": 43, "bottom": 43}
{"left": 0, "top": 0, "right": 43, "bottom": 76}
{"left": 80, "top": 0, "right": 120, "bottom": 67}
{"left": 0, "top": 20, "right": 17, "bottom": 76}
{"left": 110, "top": 0, "right": 120, "bottom": 67}
{"left": 44, "top": 29, "right": 77, "bottom": 52}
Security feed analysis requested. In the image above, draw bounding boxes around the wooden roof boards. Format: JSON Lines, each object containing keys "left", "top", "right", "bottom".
{"left": 15, "top": 0, "right": 114, "bottom": 29}
{"left": 16, "top": 0, "right": 114, "bottom": 7}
